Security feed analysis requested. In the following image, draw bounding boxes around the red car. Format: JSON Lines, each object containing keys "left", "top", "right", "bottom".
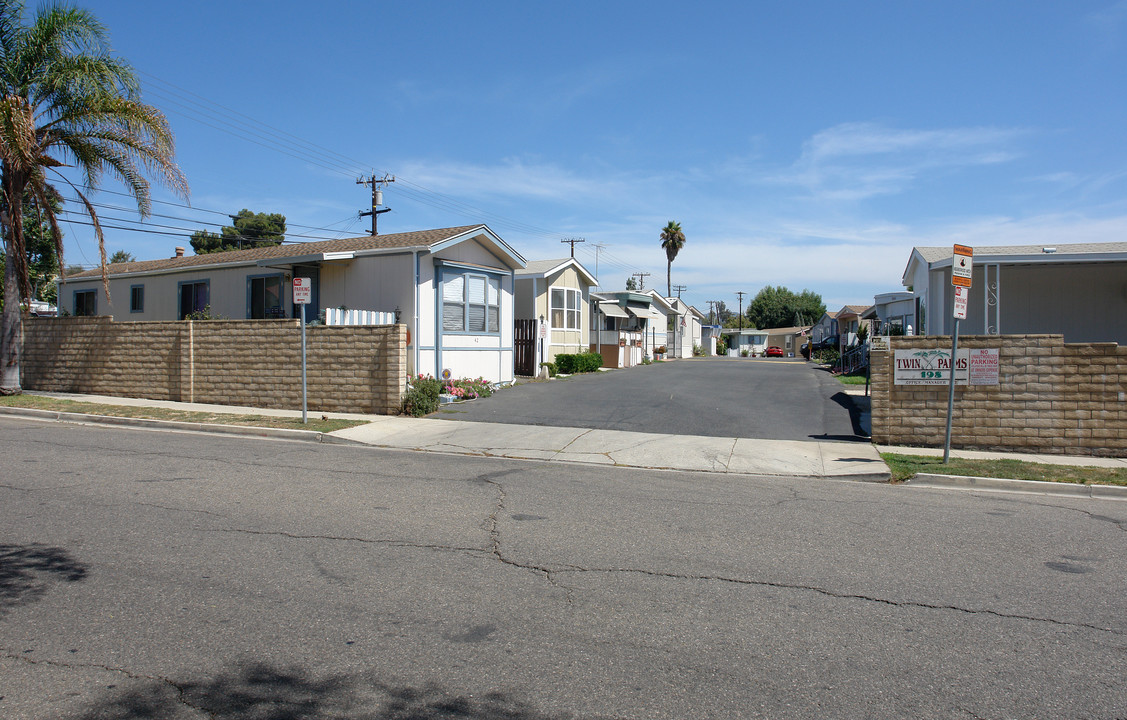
{"left": 765, "top": 346, "right": 785, "bottom": 357}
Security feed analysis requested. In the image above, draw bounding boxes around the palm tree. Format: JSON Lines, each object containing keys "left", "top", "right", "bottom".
{"left": 659, "top": 220, "right": 685, "bottom": 298}
{"left": 0, "top": 0, "right": 187, "bottom": 394}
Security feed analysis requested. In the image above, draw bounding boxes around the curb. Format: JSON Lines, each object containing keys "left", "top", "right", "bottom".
{"left": 907, "top": 472, "right": 1127, "bottom": 500}
{"left": 0, "top": 406, "right": 363, "bottom": 445}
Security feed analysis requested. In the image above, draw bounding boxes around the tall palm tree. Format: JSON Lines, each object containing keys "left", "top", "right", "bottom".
{"left": 659, "top": 220, "right": 685, "bottom": 298}
{"left": 0, "top": 0, "right": 187, "bottom": 394}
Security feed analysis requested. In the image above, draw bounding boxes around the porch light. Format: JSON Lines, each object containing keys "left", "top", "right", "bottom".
{"left": 394, "top": 305, "right": 402, "bottom": 323}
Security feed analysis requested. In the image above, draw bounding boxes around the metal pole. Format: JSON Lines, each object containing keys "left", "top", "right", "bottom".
{"left": 301, "top": 303, "right": 308, "bottom": 424}
{"left": 942, "top": 317, "right": 960, "bottom": 463}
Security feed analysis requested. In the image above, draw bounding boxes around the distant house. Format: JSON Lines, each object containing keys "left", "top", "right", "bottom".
{"left": 58, "top": 225, "right": 526, "bottom": 384}
{"left": 810, "top": 311, "right": 840, "bottom": 345}
{"left": 514, "top": 258, "right": 597, "bottom": 365}
{"left": 863, "top": 291, "right": 916, "bottom": 336}
{"left": 902, "top": 242, "right": 1127, "bottom": 343}
{"left": 721, "top": 328, "right": 768, "bottom": 356}
{"left": 589, "top": 290, "right": 667, "bottom": 368}
{"left": 663, "top": 298, "right": 705, "bottom": 358}
{"left": 764, "top": 325, "right": 812, "bottom": 357}
{"left": 835, "top": 305, "right": 873, "bottom": 348}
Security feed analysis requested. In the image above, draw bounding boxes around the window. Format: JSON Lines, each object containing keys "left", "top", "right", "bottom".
{"left": 74, "top": 290, "right": 96, "bottom": 316}
{"left": 550, "top": 287, "right": 580, "bottom": 330}
{"left": 248, "top": 275, "right": 284, "bottom": 318}
{"left": 442, "top": 272, "right": 500, "bottom": 333}
{"left": 130, "top": 285, "right": 144, "bottom": 313}
{"left": 178, "top": 280, "right": 209, "bottom": 319}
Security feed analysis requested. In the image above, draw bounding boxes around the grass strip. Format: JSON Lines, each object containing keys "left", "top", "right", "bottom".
{"left": 0, "top": 394, "right": 368, "bottom": 434}
{"left": 882, "top": 452, "right": 1127, "bottom": 486}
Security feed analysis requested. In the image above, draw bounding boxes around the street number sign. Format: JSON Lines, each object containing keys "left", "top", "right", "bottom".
{"left": 293, "top": 277, "right": 312, "bottom": 304}
{"left": 952, "top": 244, "right": 973, "bottom": 288}
{"left": 953, "top": 285, "right": 969, "bottom": 319}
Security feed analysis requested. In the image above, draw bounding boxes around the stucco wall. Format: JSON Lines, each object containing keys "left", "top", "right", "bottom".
{"left": 21, "top": 317, "right": 406, "bottom": 415}
{"left": 870, "top": 334, "right": 1126, "bottom": 456}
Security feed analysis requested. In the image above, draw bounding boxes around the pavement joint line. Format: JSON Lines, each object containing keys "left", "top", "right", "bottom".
{"left": 906, "top": 473, "right": 1127, "bottom": 500}
{"left": 4, "top": 402, "right": 1123, "bottom": 495}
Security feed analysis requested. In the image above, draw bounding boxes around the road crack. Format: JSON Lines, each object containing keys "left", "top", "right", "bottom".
{"left": 549, "top": 566, "right": 1122, "bottom": 635}
{"left": 482, "top": 470, "right": 576, "bottom": 604}
{"left": 1, "top": 649, "right": 215, "bottom": 718}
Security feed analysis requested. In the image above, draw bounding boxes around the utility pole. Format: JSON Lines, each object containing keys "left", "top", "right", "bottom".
{"left": 357, "top": 174, "right": 395, "bottom": 235}
{"left": 591, "top": 242, "right": 606, "bottom": 288}
{"left": 707, "top": 300, "right": 717, "bottom": 325}
{"left": 736, "top": 291, "right": 746, "bottom": 333}
{"left": 561, "top": 237, "right": 586, "bottom": 258}
{"left": 631, "top": 272, "right": 650, "bottom": 290}
{"left": 672, "top": 284, "right": 687, "bottom": 299}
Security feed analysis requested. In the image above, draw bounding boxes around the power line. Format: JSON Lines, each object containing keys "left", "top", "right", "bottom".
{"left": 138, "top": 71, "right": 572, "bottom": 241}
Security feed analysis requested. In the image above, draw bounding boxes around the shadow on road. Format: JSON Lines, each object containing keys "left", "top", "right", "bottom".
{"left": 0, "top": 543, "right": 87, "bottom": 615}
{"left": 76, "top": 660, "right": 573, "bottom": 720}
{"left": 807, "top": 391, "right": 870, "bottom": 442}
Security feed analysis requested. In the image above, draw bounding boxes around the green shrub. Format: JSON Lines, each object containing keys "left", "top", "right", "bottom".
{"left": 555, "top": 352, "right": 603, "bottom": 374}
{"left": 403, "top": 374, "right": 442, "bottom": 416}
{"left": 692, "top": 344, "right": 705, "bottom": 356}
{"left": 813, "top": 347, "right": 840, "bottom": 365}
{"left": 540, "top": 361, "right": 557, "bottom": 378}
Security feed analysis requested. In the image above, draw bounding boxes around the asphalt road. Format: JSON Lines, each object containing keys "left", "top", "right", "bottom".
{"left": 3, "top": 419, "right": 1127, "bottom": 719}
{"left": 440, "top": 357, "right": 865, "bottom": 441}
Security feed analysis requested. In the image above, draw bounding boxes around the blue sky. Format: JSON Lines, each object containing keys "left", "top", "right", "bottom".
{"left": 60, "top": 1, "right": 1127, "bottom": 315}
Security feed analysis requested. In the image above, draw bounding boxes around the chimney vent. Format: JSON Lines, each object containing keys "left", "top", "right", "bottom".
{"left": 174, "top": 246, "right": 185, "bottom": 258}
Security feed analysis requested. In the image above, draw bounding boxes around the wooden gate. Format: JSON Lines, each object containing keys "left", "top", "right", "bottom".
{"left": 514, "top": 318, "right": 537, "bottom": 376}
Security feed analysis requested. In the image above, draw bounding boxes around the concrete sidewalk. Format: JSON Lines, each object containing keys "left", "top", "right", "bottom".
{"left": 12, "top": 391, "right": 890, "bottom": 481}
{"left": 331, "top": 416, "right": 890, "bottom": 480}
{"left": 9, "top": 392, "right": 1126, "bottom": 490}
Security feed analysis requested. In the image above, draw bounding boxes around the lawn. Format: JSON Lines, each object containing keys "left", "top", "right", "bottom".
{"left": 882, "top": 452, "right": 1127, "bottom": 486}
{"left": 0, "top": 394, "right": 368, "bottom": 434}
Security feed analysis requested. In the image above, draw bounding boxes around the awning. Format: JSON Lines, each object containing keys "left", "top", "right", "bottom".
{"left": 627, "top": 306, "right": 663, "bottom": 321}
{"left": 598, "top": 303, "right": 629, "bottom": 318}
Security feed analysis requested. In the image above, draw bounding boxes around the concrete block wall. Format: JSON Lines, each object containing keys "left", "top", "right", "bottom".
{"left": 871, "top": 335, "right": 1127, "bottom": 457}
{"left": 22, "top": 317, "right": 406, "bottom": 415}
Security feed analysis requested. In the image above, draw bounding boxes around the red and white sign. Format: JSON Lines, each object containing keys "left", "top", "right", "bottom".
{"left": 293, "top": 277, "right": 312, "bottom": 304}
{"left": 953, "top": 285, "right": 969, "bottom": 319}
{"left": 952, "top": 244, "right": 973, "bottom": 288}
{"left": 968, "top": 348, "right": 1000, "bottom": 385}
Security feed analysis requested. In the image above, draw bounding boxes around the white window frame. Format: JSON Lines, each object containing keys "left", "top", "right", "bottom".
{"left": 549, "top": 287, "right": 581, "bottom": 331}
{"left": 442, "top": 271, "right": 501, "bottom": 335}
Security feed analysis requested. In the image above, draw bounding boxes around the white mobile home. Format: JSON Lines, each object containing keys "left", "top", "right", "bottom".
{"left": 59, "top": 225, "right": 526, "bottom": 384}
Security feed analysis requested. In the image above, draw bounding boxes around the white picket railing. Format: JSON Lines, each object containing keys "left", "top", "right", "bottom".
{"left": 324, "top": 308, "right": 396, "bottom": 326}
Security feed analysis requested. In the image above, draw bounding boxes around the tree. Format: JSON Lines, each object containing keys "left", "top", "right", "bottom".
{"left": 0, "top": 0, "right": 188, "bottom": 394}
{"left": 190, "top": 209, "right": 285, "bottom": 254}
{"left": 714, "top": 300, "right": 732, "bottom": 325}
{"left": 0, "top": 191, "right": 61, "bottom": 309}
{"left": 109, "top": 250, "right": 134, "bottom": 264}
{"left": 659, "top": 221, "right": 685, "bottom": 298}
{"left": 746, "top": 286, "right": 826, "bottom": 329}
{"left": 625, "top": 276, "right": 638, "bottom": 291}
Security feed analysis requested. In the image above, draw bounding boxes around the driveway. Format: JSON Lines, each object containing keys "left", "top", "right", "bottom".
{"left": 439, "top": 357, "right": 866, "bottom": 442}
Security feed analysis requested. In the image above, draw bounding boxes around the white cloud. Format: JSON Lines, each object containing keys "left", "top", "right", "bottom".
{"left": 769, "top": 122, "right": 1026, "bottom": 201}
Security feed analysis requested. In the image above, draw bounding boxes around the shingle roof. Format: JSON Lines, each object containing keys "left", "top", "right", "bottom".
{"left": 838, "top": 304, "right": 873, "bottom": 316}
{"left": 65, "top": 225, "right": 485, "bottom": 279}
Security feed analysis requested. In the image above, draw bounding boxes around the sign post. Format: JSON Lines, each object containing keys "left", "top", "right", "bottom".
{"left": 293, "top": 277, "right": 312, "bottom": 424}
{"left": 944, "top": 245, "right": 973, "bottom": 462}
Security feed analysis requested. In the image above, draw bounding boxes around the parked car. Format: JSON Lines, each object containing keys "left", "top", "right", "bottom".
{"left": 27, "top": 300, "right": 56, "bottom": 317}
{"left": 765, "top": 346, "right": 785, "bottom": 357}
{"left": 814, "top": 335, "right": 839, "bottom": 351}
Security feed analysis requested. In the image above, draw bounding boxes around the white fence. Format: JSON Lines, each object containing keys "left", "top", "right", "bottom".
{"left": 324, "top": 308, "right": 396, "bottom": 326}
